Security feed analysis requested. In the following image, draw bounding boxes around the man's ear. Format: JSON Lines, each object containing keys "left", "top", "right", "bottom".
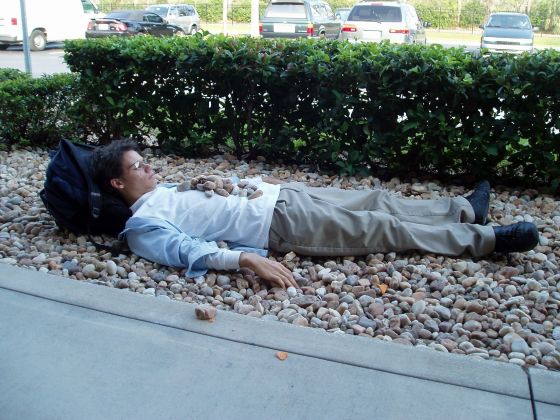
{"left": 110, "top": 178, "right": 125, "bottom": 190}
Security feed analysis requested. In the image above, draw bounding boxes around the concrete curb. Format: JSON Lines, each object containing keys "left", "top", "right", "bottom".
{"left": 0, "top": 263, "right": 536, "bottom": 397}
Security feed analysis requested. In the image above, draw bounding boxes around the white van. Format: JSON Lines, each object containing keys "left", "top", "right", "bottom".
{"left": 0, "top": 0, "right": 99, "bottom": 51}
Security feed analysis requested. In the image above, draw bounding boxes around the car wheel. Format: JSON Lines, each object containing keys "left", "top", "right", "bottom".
{"left": 190, "top": 26, "right": 197, "bottom": 35}
{"left": 319, "top": 31, "right": 326, "bottom": 39}
{"left": 30, "top": 29, "right": 46, "bottom": 51}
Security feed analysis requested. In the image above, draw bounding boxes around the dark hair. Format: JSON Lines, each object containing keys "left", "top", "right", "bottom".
{"left": 91, "top": 139, "right": 141, "bottom": 194}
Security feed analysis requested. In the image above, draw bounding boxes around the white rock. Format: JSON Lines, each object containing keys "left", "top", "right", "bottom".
{"left": 106, "top": 260, "right": 117, "bottom": 276}
{"left": 287, "top": 286, "right": 297, "bottom": 298}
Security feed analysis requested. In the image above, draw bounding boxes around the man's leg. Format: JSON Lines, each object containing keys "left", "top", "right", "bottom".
{"left": 279, "top": 183, "right": 475, "bottom": 226}
{"left": 269, "top": 187, "right": 495, "bottom": 257}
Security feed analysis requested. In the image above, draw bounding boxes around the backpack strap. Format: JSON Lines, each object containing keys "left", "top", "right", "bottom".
{"left": 88, "top": 186, "right": 102, "bottom": 219}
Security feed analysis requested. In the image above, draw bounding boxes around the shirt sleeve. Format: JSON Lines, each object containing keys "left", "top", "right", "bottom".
{"left": 204, "top": 250, "right": 242, "bottom": 270}
{"left": 121, "top": 219, "right": 222, "bottom": 277}
{"left": 120, "top": 218, "right": 268, "bottom": 277}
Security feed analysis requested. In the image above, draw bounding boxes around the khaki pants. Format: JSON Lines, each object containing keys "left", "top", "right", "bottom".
{"left": 269, "top": 183, "right": 495, "bottom": 257}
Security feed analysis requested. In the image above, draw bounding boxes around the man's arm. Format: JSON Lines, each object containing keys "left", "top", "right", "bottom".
{"left": 122, "top": 218, "right": 297, "bottom": 289}
{"left": 239, "top": 252, "right": 297, "bottom": 289}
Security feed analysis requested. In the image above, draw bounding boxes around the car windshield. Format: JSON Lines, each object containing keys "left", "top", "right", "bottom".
{"left": 348, "top": 5, "right": 402, "bottom": 22}
{"left": 264, "top": 3, "right": 307, "bottom": 19}
{"left": 146, "top": 6, "right": 169, "bottom": 17}
{"left": 487, "top": 15, "right": 530, "bottom": 29}
{"left": 105, "top": 11, "right": 139, "bottom": 19}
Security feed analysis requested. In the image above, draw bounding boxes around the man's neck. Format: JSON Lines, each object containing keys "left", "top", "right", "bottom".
{"left": 125, "top": 186, "right": 157, "bottom": 208}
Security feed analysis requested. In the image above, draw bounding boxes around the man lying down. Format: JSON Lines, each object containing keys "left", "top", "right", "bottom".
{"left": 91, "top": 139, "right": 539, "bottom": 290}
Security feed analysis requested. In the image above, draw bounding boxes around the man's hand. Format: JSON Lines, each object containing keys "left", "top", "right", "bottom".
{"left": 239, "top": 253, "right": 297, "bottom": 289}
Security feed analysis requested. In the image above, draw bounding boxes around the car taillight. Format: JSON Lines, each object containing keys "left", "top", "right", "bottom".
{"left": 116, "top": 22, "right": 127, "bottom": 31}
{"left": 259, "top": 22, "right": 262, "bottom": 33}
{"left": 10, "top": 17, "right": 17, "bottom": 25}
{"left": 307, "top": 23, "right": 313, "bottom": 36}
{"left": 87, "top": 21, "right": 94, "bottom": 30}
{"left": 389, "top": 28, "right": 410, "bottom": 34}
{"left": 341, "top": 24, "right": 357, "bottom": 32}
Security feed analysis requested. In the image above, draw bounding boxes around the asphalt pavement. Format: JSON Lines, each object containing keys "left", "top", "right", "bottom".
{"left": 0, "top": 263, "right": 559, "bottom": 419}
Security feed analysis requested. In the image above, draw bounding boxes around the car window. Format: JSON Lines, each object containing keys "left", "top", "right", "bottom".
{"left": 264, "top": 4, "right": 307, "bottom": 19}
{"left": 407, "top": 5, "right": 419, "bottom": 24}
{"left": 146, "top": 6, "right": 169, "bottom": 17}
{"left": 312, "top": 4, "right": 326, "bottom": 18}
{"left": 81, "top": 0, "right": 98, "bottom": 14}
{"left": 488, "top": 15, "right": 530, "bottom": 29}
{"left": 169, "top": 6, "right": 178, "bottom": 16}
{"left": 106, "top": 11, "right": 133, "bottom": 19}
{"left": 144, "top": 13, "right": 164, "bottom": 23}
{"left": 323, "top": 4, "right": 335, "bottom": 19}
{"left": 335, "top": 9, "right": 350, "bottom": 20}
{"left": 348, "top": 5, "right": 402, "bottom": 22}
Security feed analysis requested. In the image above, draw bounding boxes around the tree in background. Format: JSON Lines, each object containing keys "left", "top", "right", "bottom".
{"left": 412, "top": 0, "right": 558, "bottom": 31}
{"left": 95, "top": 0, "right": 559, "bottom": 31}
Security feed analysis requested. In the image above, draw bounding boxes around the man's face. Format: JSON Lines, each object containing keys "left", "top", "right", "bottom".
{"left": 111, "top": 150, "right": 157, "bottom": 197}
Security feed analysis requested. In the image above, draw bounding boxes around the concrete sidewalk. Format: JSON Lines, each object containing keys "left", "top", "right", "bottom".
{"left": 0, "top": 264, "right": 558, "bottom": 420}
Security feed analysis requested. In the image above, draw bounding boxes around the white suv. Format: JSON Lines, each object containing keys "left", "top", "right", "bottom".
{"left": 146, "top": 3, "right": 200, "bottom": 34}
{"left": 480, "top": 13, "right": 535, "bottom": 54}
{"left": 339, "top": 1, "right": 427, "bottom": 44}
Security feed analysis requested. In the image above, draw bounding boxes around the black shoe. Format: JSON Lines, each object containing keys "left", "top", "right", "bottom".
{"left": 493, "top": 222, "right": 539, "bottom": 253}
{"left": 465, "top": 180, "right": 491, "bottom": 225}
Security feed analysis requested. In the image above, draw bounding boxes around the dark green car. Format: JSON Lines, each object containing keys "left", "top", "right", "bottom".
{"left": 260, "top": 0, "right": 341, "bottom": 39}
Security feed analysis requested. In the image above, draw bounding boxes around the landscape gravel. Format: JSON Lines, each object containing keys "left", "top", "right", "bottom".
{"left": 1, "top": 147, "right": 559, "bottom": 370}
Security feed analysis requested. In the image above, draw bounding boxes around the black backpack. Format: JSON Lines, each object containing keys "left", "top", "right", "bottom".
{"left": 40, "top": 139, "right": 132, "bottom": 236}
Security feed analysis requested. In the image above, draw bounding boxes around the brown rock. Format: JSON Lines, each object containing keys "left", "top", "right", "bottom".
{"left": 323, "top": 293, "right": 339, "bottom": 303}
{"left": 439, "top": 338, "right": 458, "bottom": 352}
{"left": 531, "top": 309, "right": 546, "bottom": 322}
{"left": 215, "top": 188, "right": 229, "bottom": 197}
{"left": 351, "top": 286, "right": 365, "bottom": 294}
{"left": 499, "top": 267, "right": 520, "bottom": 279}
{"left": 465, "top": 301, "right": 484, "bottom": 314}
{"left": 195, "top": 304, "right": 217, "bottom": 321}
{"left": 203, "top": 181, "right": 217, "bottom": 190}
{"left": 412, "top": 291, "right": 427, "bottom": 301}
{"left": 355, "top": 290, "right": 377, "bottom": 299}
{"left": 248, "top": 189, "right": 263, "bottom": 200}
{"left": 307, "top": 266, "right": 318, "bottom": 282}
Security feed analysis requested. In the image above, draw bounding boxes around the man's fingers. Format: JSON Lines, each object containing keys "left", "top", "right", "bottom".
{"left": 280, "top": 265, "right": 298, "bottom": 289}
{"left": 276, "top": 262, "right": 297, "bottom": 289}
{"left": 265, "top": 263, "right": 296, "bottom": 290}
{"left": 239, "top": 252, "right": 298, "bottom": 289}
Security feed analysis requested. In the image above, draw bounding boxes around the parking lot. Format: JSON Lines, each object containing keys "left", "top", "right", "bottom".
{"left": 0, "top": 42, "right": 66, "bottom": 76}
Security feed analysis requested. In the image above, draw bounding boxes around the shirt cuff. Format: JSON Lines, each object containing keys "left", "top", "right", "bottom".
{"left": 204, "top": 250, "right": 242, "bottom": 271}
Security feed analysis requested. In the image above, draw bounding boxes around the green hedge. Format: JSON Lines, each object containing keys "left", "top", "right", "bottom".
{"left": 0, "top": 70, "right": 81, "bottom": 150}
{"left": 60, "top": 36, "right": 560, "bottom": 188}
{"left": 2, "top": 37, "right": 559, "bottom": 189}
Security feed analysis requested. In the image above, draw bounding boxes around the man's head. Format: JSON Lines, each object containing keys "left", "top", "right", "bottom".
{"left": 92, "top": 139, "right": 157, "bottom": 205}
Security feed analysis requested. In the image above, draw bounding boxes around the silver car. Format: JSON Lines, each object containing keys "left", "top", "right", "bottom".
{"left": 260, "top": 0, "right": 341, "bottom": 39}
{"left": 480, "top": 12, "right": 535, "bottom": 54}
{"left": 146, "top": 3, "right": 200, "bottom": 35}
{"left": 339, "top": 1, "right": 427, "bottom": 44}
